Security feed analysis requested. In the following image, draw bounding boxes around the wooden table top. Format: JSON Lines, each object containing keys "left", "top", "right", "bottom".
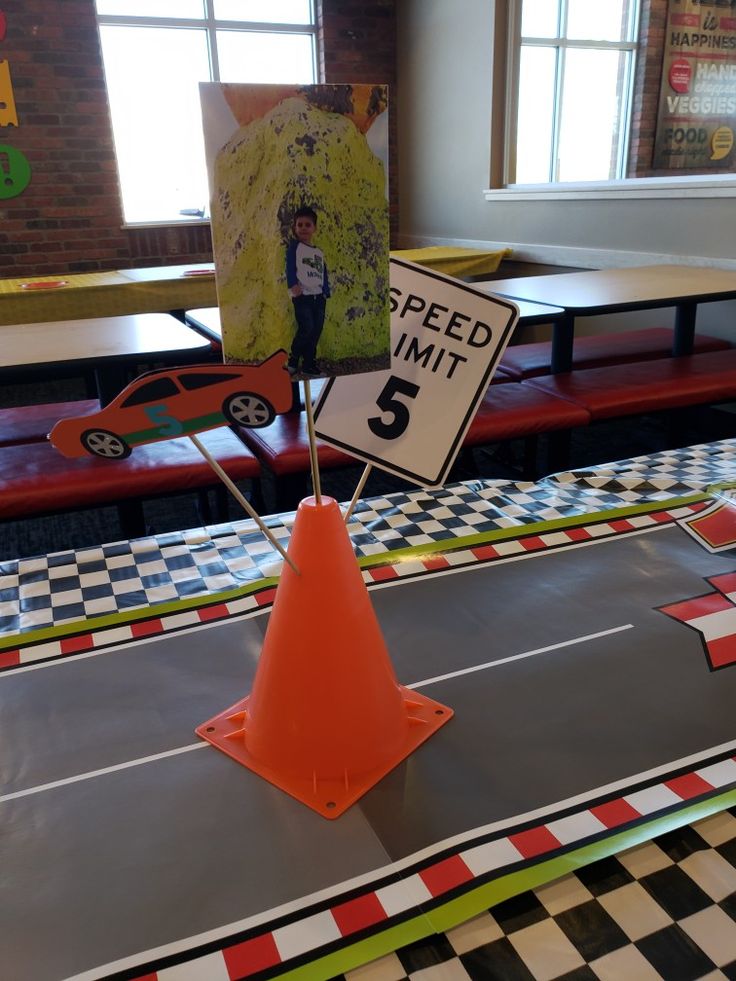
{"left": 485, "top": 265, "right": 736, "bottom": 313}
{"left": 0, "top": 313, "right": 212, "bottom": 370}
{"left": 185, "top": 307, "right": 223, "bottom": 340}
{"left": 476, "top": 296, "right": 565, "bottom": 323}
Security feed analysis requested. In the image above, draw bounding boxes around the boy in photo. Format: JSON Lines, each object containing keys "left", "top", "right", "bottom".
{"left": 285, "top": 206, "right": 331, "bottom": 377}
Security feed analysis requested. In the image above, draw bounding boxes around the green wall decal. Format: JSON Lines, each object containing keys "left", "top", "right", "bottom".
{"left": 0, "top": 143, "right": 31, "bottom": 198}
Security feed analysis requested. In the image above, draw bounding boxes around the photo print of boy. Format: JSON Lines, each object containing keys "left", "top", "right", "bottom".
{"left": 286, "top": 206, "right": 330, "bottom": 378}
{"left": 200, "top": 82, "right": 391, "bottom": 380}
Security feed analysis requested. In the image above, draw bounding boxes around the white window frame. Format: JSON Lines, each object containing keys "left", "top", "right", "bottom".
{"left": 486, "top": 0, "right": 736, "bottom": 202}
{"left": 95, "top": 1, "right": 320, "bottom": 227}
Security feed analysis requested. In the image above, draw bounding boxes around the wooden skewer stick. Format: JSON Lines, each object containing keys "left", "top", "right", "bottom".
{"left": 302, "top": 379, "right": 322, "bottom": 504}
{"left": 344, "top": 463, "right": 372, "bottom": 524}
{"left": 189, "top": 433, "right": 299, "bottom": 575}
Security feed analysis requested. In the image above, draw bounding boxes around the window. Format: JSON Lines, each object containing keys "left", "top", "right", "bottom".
{"left": 121, "top": 377, "right": 180, "bottom": 406}
{"left": 94, "top": 1, "right": 317, "bottom": 225}
{"left": 179, "top": 371, "right": 238, "bottom": 390}
{"left": 492, "top": 0, "right": 736, "bottom": 200}
{"left": 507, "top": 0, "right": 640, "bottom": 185}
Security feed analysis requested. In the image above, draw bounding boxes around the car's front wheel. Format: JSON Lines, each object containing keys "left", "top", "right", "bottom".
{"left": 223, "top": 392, "right": 275, "bottom": 428}
{"left": 81, "top": 429, "right": 131, "bottom": 459}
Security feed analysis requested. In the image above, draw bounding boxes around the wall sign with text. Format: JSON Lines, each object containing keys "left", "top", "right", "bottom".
{"left": 314, "top": 258, "right": 518, "bottom": 488}
{"left": 653, "top": 0, "right": 736, "bottom": 170}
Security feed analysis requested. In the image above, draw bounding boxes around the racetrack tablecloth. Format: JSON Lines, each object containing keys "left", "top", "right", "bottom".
{"left": 1, "top": 438, "right": 735, "bottom": 639}
{"left": 2, "top": 440, "right": 736, "bottom": 981}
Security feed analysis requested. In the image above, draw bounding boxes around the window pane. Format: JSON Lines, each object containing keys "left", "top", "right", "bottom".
{"left": 566, "top": 0, "right": 628, "bottom": 42}
{"left": 96, "top": 0, "right": 204, "bottom": 17}
{"left": 216, "top": 31, "right": 314, "bottom": 83}
{"left": 99, "top": 26, "right": 211, "bottom": 223}
{"left": 516, "top": 46, "right": 556, "bottom": 183}
{"left": 556, "top": 49, "right": 627, "bottom": 181}
{"left": 179, "top": 372, "right": 235, "bottom": 390}
{"left": 213, "top": 0, "right": 313, "bottom": 24}
{"left": 122, "top": 377, "right": 179, "bottom": 406}
{"left": 521, "top": 0, "right": 559, "bottom": 39}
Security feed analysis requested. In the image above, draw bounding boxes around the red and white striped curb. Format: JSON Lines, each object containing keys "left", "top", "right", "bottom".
{"left": 0, "top": 590, "right": 275, "bottom": 670}
{"left": 661, "top": 570, "right": 736, "bottom": 669}
{"left": 127, "top": 752, "right": 736, "bottom": 981}
{"left": 0, "top": 502, "right": 706, "bottom": 671}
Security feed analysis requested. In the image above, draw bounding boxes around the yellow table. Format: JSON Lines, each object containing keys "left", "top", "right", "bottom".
{"left": 0, "top": 252, "right": 512, "bottom": 326}
{"left": 391, "top": 246, "right": 512, "bottom": 277}
{"left": 0, "top": 265, "right": 217, "bottom": 325}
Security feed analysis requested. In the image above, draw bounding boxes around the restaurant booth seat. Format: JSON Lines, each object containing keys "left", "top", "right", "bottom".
{"left": 238, "top": 373, "right": 517, "bottom": 511}
{"left": 499, "top": 327, "right": 730, "bottom": 380}
{"left": 239, "top": 374, "right": 588, "bottom": 508}
{"left": 0, "top": 426, "right": 261, "bottom": 538}
{"left": 0, "top": 399, "right": 100, "bottom": 448}
{"left": 466, "top": 382, "right": 592, "bottom": 441}
{"left": 523, "top": 349, "right": 736, "bottom": 420}
{"left": 458, "top": 382, "right": 592, "bottom": 478}
{"left": 236, "top": 411, "right": 356, "bottom": 512}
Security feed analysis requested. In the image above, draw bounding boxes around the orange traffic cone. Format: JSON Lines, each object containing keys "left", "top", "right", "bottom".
{"left": 196, "top": 495, "right": 453, "bottom": 818}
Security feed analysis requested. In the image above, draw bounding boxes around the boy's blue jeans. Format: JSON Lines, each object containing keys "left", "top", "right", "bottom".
{"left": 290, "top": 294, "right": 326, "bottom": 368}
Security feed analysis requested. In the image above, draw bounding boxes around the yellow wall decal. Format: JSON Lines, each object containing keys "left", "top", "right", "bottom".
{"left": 0, "top": 60, "right": 18, "bottom": 127}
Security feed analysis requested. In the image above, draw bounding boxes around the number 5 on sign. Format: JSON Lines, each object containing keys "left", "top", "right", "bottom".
{"left": 367, "top": 376, "right": 420, "bottom": 440}
{"left": 314, "top": 257, "right": 518, "bottom": 488}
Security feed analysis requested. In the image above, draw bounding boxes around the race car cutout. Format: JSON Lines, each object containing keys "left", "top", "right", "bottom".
{"left": 50, "top": 350, "right": 292, "bottom": 460}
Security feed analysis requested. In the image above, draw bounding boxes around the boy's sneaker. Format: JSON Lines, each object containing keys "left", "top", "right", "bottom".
{"left": 303, "top": 363, "right": 321, "bottom": 377}
{"left": 286, "top": 359, "right": 299, "bottom": 376}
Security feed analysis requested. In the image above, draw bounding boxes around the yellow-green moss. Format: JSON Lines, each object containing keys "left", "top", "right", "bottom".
{"left": 212, "top": 98, "right": 390, "bottom": 371}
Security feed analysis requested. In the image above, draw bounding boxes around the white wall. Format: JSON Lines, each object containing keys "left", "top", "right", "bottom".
{"left": 396, "top": 0, "right": 736, "bottom": 270}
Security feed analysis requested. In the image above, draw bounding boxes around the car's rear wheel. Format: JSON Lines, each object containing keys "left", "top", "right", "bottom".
{"left": 81, "top": 429, "right": 131, "bottom": 459}
{"left": 223, "top": 392, "right": 275, "bottom": 428}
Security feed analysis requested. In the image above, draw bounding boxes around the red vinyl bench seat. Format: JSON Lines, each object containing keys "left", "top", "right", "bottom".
{"left": 237, "top": 412, "right": 355, "bottom": 477}
{"left": 465, "top": 383, "right": 591, "bottom": 446}
{"left": 240, "top": 378, "right": 589, "bottom": 504}
{"left": 239, "top": 372, "right": 517, "bottom": 478}
{"left": 500, "top": 327, "right": 730, "bottom": 380}
{"left": 0, "top": 426, "right": 260, "bottom": 524}
{"left": 0, "top": 399, "right": 100, "bottom": 448}
{"left": 237, "top": 410, "right": 361, "bottom": 511}
{"left": 523, "top": 349, "right": 736, "bottom": 420}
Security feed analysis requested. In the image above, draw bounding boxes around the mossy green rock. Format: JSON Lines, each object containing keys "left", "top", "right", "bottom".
{"left": 212, "top": 97, "right": 390, "bottom": 373}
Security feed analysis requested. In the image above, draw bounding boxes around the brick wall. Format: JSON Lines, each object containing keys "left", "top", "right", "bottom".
{"left": 629, "top": 0, "right": 669, "bottom": 177}
{"left": 0, "top": 0, "right": 397, "bottom": 280}
{"left": 318, "top": 0, "right": 399, "bottom": 237}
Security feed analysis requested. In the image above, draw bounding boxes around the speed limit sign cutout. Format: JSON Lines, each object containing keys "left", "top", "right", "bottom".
{"left": 314, "top": 257, "right": 519, "bottom": 488}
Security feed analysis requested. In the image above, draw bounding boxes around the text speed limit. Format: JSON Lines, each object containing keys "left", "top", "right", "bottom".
{"left": 314, "top": 258, "right": 518, "bottom": 488}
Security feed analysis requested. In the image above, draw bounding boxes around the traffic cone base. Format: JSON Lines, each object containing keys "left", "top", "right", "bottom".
{"left": 196, "top": 495, "right": 453, "bottom": 819}
{"left": 196, "top": 687, "right": 452, "bottom": 819}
